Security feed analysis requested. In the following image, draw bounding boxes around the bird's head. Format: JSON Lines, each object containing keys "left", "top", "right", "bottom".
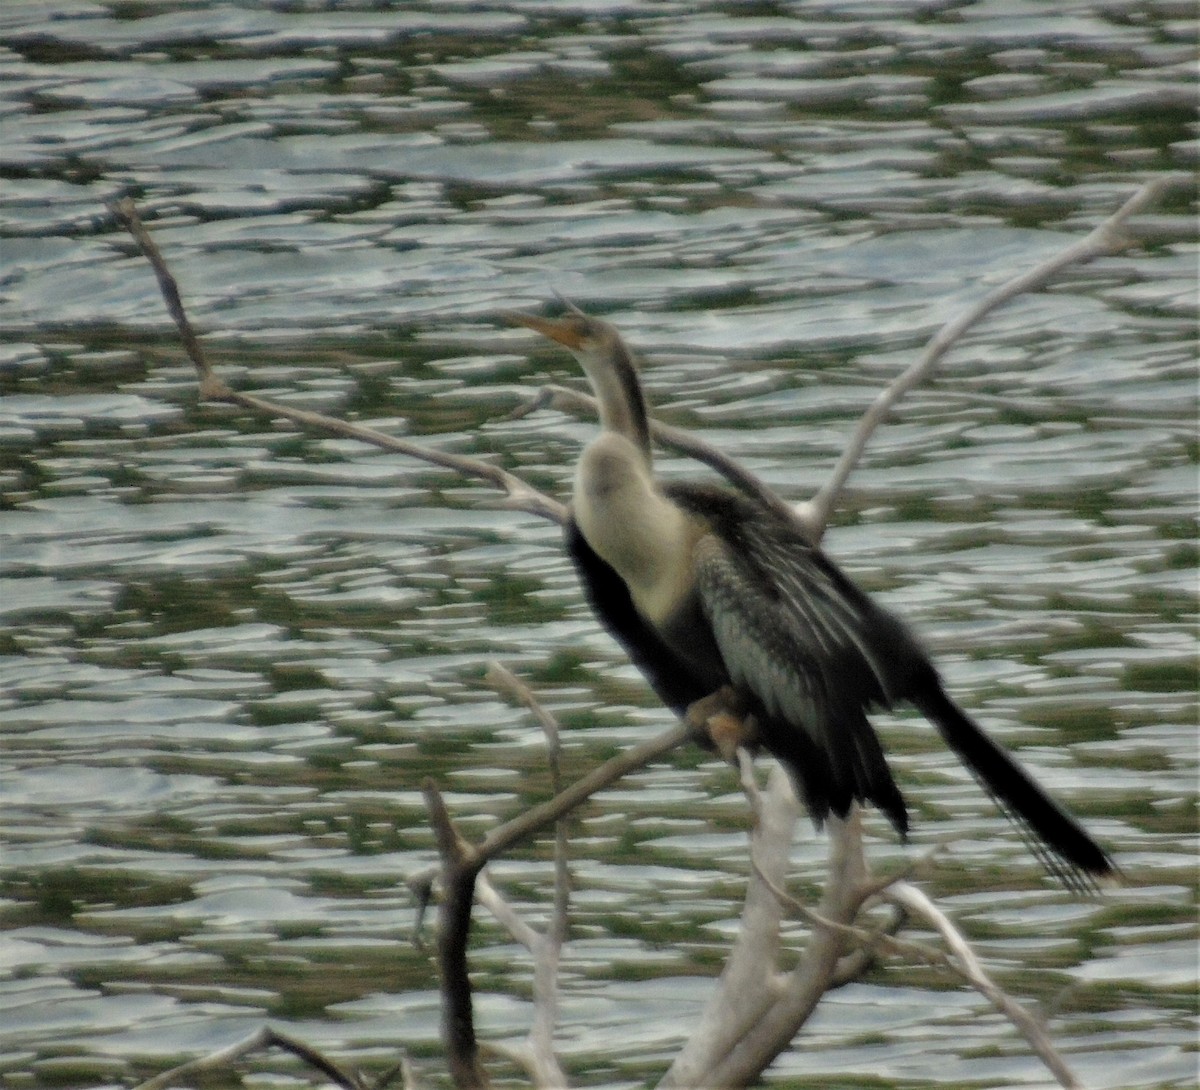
{"left": 503, "top": 300, "right": 625, "bottom": 369}
{"left": 505, "top": 299, "right": 651, "bottom": 459}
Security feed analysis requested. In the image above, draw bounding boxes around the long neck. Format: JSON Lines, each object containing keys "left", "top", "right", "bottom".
{"left": 580, "top": 338, "right": 652, "bottom": 464}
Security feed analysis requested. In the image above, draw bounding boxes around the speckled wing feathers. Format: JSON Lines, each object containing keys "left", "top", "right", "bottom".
{"left": 688, "top": 512, "right": 910, "bottom": 833}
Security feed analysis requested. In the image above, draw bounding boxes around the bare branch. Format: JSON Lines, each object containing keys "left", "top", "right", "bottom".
{"left": 508, "top": 178, "right": 1180, "bottom": 540}
{"left": 111, "top": 198, "right": 223, "bottom": 399}
{"left": 802, "top": 175, "right": 1184, "bottom": 536}
{"left": 404, "top": 720, "right": 691, "bottom": 912}
{"left": 887, "top": 881, "right": 1083, "bottom": 1090}
{"left": 416, "top": 698, "right": 688, "bottom": 1086}
{"left": 130, "top": 1025, "right": 383, "bottom": 1090}
{"left": 690, "top": 812, "right": 874, "bottom": 1088}
{"left": 130, "top": 1027, "right": 276, "bottom": 1090}
{"left": 423, "top": 780, "right": 490, "bottom": 1089}
{"left": 232, "top": 389, "right": 565, "bottom": 523}
{"left": 474, "top": 875, "right": 540, "bottom": 950}
{"left": 487, "top": 663, "right": 564, "bottom": 773}
{"left": 829, "top": 903, "right": 906, "bottom": 987}
{"left": 476, "top": 721, "right": 691, "bottom": 865}
{"left": 731, "top": 853, "right": 1085, "bottom": 1088}
{"left": 665, "top": 764, "right": 798, "bottom": 1085}
{"left": 480, "top": 663, "right": 572, "bottom": 1088}
{"left": 111, "top": 199, "right": 565, "bottom": 525}
{"left": 749, "top": 862, "right": 940, "bottom": 970}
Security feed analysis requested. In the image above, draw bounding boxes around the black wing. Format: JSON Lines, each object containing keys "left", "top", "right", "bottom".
{"left": 675, "top": 483, "right": 915, "bottom": 832}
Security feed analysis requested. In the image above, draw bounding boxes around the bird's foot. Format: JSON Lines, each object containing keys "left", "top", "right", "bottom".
{"left": 686, "top": 686, "right": 758, "bottom": 763}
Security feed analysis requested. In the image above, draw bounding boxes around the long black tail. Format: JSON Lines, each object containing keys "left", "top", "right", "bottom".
{"left": 910, "top": 677, "right": 1114, "bottom": 891}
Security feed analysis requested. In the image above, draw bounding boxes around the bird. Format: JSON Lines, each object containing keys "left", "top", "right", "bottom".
{"left": 506, "top": 301, "right": 1115, "bottom": 891}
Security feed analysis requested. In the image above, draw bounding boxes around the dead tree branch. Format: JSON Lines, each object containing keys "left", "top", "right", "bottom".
{"left": 109, "top": 199, "right": 565, "bottom": 525}
{"left": 505, "top": 177, "right": 1182, "bottom": 546}
{"left": 423, "top": 781, "right": 490, "bottom": 1089}
{"left": 478, "top": 663, "right": 572, "bottom": 1088}
{"left": 129, "top": 1025, "right": 407, "bottom": 1090}
{"left": 887, "top": 881, "right": 1083, "bottom": 1090}
{"left": 664, "top": 764, "right": 799, "bottom": 1085}
{"left": 800, "top": 174, "right": 1185, "bottom": 537}
{"left": 505, "top": 383, "right": 799, "bottom": 530}
{"left": 662, "top": 810, "right": 876, "bottom": 1089}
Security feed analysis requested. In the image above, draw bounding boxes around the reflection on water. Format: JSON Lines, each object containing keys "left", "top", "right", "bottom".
{"left": 0, "top": 2, "right": 1196, "bottom": 1088}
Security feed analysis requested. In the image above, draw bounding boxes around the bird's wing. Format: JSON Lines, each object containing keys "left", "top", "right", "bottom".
{"left": 690, "top": 517, "right": 912, "bottom": 832}
{"left": 687, "top": 500, "right": 916, "bottom": 769}
{"left": 693, "top": 530, "right": 887, "bottom": 706}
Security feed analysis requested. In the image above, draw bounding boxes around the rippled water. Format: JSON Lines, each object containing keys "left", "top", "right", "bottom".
{"left": 1, "top": 2, "right": 1196, "bottom": 1088}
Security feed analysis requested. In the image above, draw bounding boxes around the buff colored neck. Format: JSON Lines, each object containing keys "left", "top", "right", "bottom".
{"left": 573, "top": 432, "right": 694, "bottom": 624}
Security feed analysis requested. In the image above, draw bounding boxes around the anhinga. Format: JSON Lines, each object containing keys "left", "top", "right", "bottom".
{"left": 508, "top": 304, "right": 1114, "bottom": 890}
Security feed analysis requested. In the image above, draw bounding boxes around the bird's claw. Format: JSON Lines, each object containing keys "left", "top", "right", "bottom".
{"left": 686, "top": 686, "right": 758, "bottom": 763}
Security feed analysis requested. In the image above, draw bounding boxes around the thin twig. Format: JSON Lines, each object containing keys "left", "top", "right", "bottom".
{"left": 111, "top": 199, "right": 565, "bottom": 525}
{"left": 749, "top": 859, "right": 938, "bottom": 967}
{"left": 131, "top": 1027, "right": 276, "bottom": 1090}
{"left": 476, "top": 721, "right": 691, "bottom": 864}
{"left": 130, "top": 1026, "right": 377, "bottom": 1090}
{"left": 803, "top": 175, "right": 1183, "bottom": 537}
{"left": 111, "top": 198, "right": 221, "bottom": 397}
{"left": 482, "top": 663, "right": 572, "bottom": 1087}
{"left": 487, "top": 663, "right": 564, "bottom": 770}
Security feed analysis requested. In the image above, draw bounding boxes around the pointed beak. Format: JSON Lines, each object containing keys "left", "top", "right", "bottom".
{"left": 503, "top": 311, "right": 586, "bottom": 350}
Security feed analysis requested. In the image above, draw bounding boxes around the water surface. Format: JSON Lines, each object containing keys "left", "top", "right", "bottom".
{"left": 1, "top": 2, "right": 1196, "bottom": 1088}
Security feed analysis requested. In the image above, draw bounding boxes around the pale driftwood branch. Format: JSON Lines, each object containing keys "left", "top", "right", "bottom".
{"left": 829, "top": 903, "right": 906, "bottom": 987}
{"left": 130, "top": 1025, "right": 396, "bottom": 1090}
{"left": 110, "top": 199, "right": 565, "bottom": 526}
{"left": 801, "top": 174, "right": 1183, "bottom": 537}
{"left": 664, "top": 763, "right": 799, "bottom": 1085}
{"left": 735, "top": 861, "right": 1084, "bottom": 1089}
{"left": 887, "top": 881, "right": 1083, "bottom": 1090}
{"left": 681, "top": 811, "right": 873, "bottom": 1089}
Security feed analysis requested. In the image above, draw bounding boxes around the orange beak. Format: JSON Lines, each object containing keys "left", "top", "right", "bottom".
{"left": 503, "top": 311, "right": 585, "bottom": 350}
